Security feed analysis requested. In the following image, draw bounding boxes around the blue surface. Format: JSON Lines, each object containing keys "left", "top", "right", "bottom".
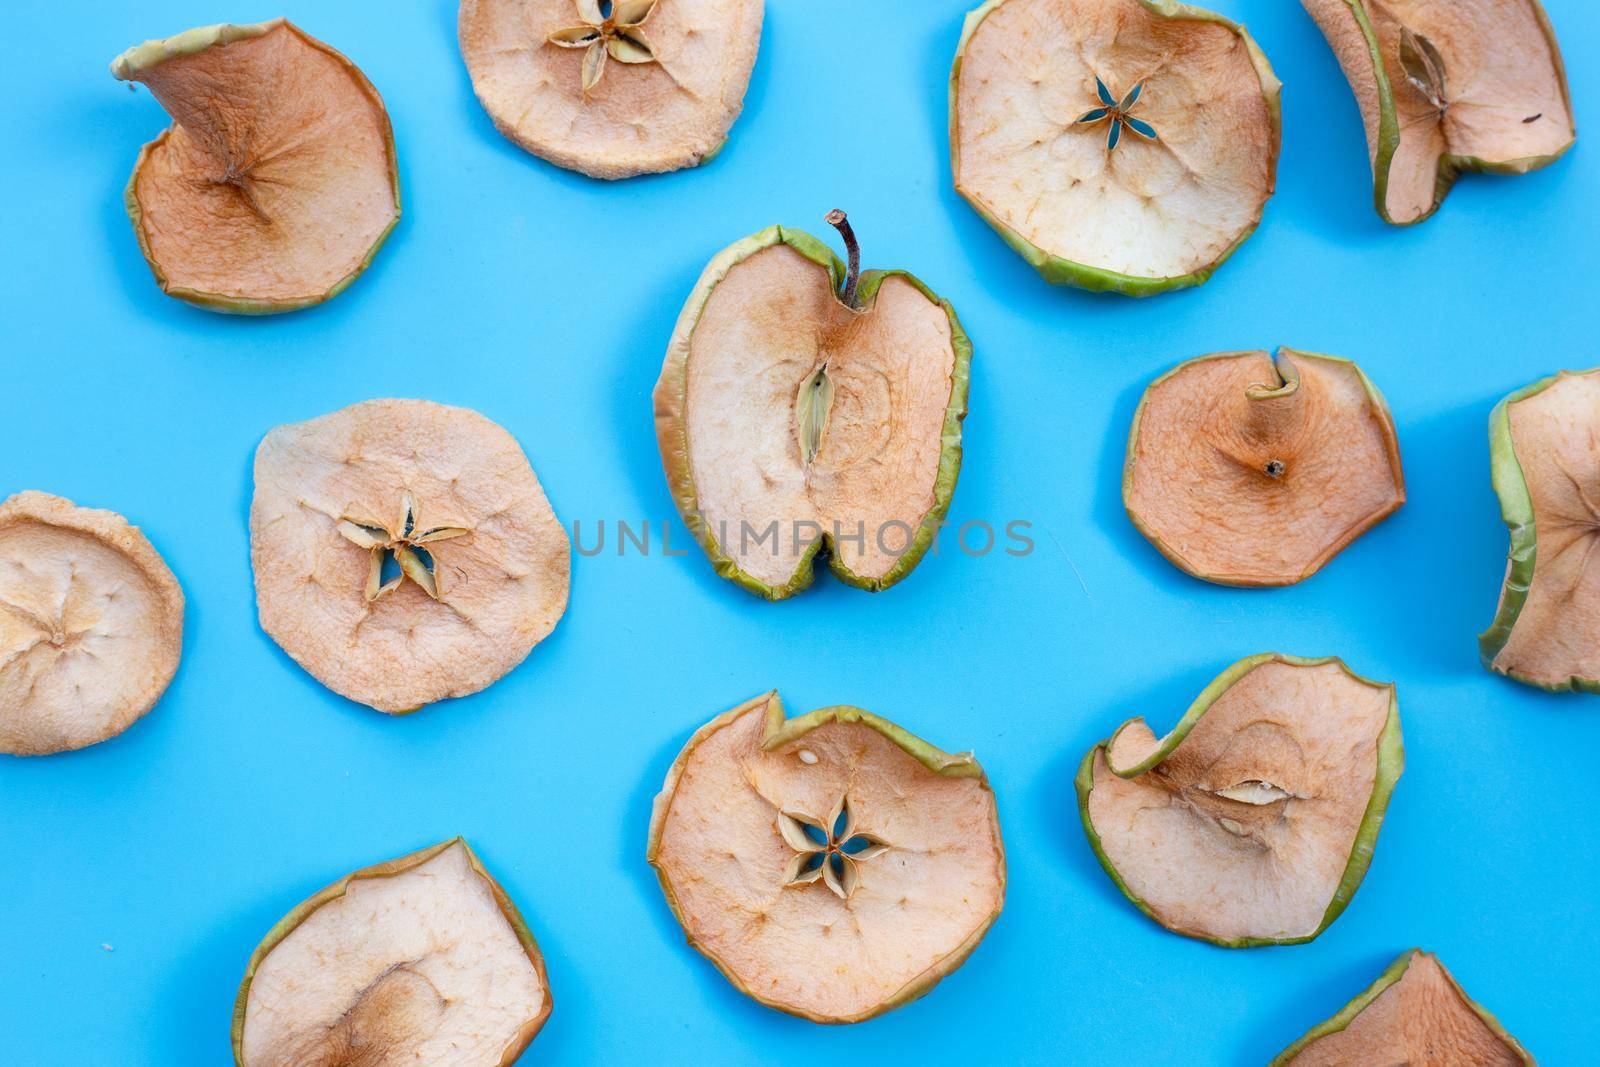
{"left": 2, "top": 1, "right": 1596, "bottom": 1063}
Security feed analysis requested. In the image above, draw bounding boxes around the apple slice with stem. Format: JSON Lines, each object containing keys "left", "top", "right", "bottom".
{"left": 653, "top": 211, "right": 972, "bottom": 599}
{"left": 1124, "top": 348, "right": 1404, "bottom": 587}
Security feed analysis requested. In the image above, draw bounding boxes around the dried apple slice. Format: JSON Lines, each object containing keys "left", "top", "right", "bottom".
{"left": 1479, "top": 368, "right": 1600, "bottom": 692}
{"left": 232, "top": 839, "right": 551, "bottom": 1065}
{"left": 250, "top": 399, "right": 570, "bottom": 713}
{"left": 0, "top": 492, "right": 183, "bottom": 756}
{"left": 1302, "top": 0, "right": 1574, "bottom": 225}
{"left": 950, "top": 0, "right": 1281, "bottom": 295}
{"left": 458, "top": 0, "right": 764, "bottom": 179}
{"left": 111, "top": 20, "right": 400, "bottom": 313}
{"left": 1270, "top": 949, "right": 1533, "bottom": 1065}
{"left": 647, "top": 691, "right": 1005, "bottom": 1023}
{"left": 1124, "top": 348, "right": 1405, "bottom": 586}
{"left": 653, "top": 212, "right": 971, "bottom": 600}
{"left": 1077, "top": 654, "right": 1402, "bottom": 946}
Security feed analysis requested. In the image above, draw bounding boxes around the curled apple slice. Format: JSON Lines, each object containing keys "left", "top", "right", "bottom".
{"left": 111, "top": 20, "right": 400, "bottom": 313}
{"left": 1124, "top": 348, "right": 1404, "bottom": 586}
{"left": 653, "top": 213, "right": 971, "bottom": 599}
{"left": 0, "top": 492, "right": 183, "bottom": 756}
{"left": 232, "top": 839, "right": 551, "bottom": 1066}
{"left": 1077, "top": 654, "right": 1402, "bottom": 946}
{"left": 950, "top": 0, "right": 1281, "bottom": 295}
{"left": 1480, "top": 368, "right": 1600, "bottom": 692}
{"left": 1302, "top": 0, "right": 1574, "bottom": 224}
{"left": 647, "top": 691, "right": 1005, "bottom": 1023}
{"left": 250, "top": 399, "right": 570, "bottom": 713}
{"left": 458, "top": 0, "right": 764, "bottom": 179}
{"left": 1271, "top": 950, "right": 1533, "bottom": 1065}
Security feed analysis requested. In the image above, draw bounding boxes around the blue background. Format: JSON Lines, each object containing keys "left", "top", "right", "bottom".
{"left": 2, "top": 1, "right": 1595, "bottom": 1063}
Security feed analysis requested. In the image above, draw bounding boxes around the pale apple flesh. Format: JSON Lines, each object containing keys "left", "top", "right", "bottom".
{"left": 458, "top": 0, "right": 764, "bottom": 179}
{"left": 1272, "top": 950, "right": 1532, "bottom": 1065}
{"left": 1481, "top": 369, "right": 1600, "bottom": 691}
{"left": 0, "top": 492, "right": 183, "bottom": 756}
{"left": 647, "top": 692, "right": 1005, "bottom": 1023}
{"left": 1079, "top": 655, "right": 1402, "bottom": 946}
{"left": 234, "top": 840, "right": 551, "bottom": 1066}
{"left": 952, "top": 0, "right": 1280, "bottom": 293}
{"left": 1302, "top": 0, "right": 1574, "bottom": 224}
{"left": 654, "top": 227, "right": 970, "bottom": 598}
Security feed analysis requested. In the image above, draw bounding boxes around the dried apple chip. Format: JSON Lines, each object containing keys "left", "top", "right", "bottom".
{"left": 1302, "top": 0, "right": 1574, "bottom": 225}
{"left": 653, "top": 212, "right": 971, "bottom": 600}
{"left": 1124, "top": 348, "right": 1405, "bottom": 586}
{"left": 232, "top": 839, "right": 552, "bottom": 1066}
{"left": 458, "top": 0, "right": 764, "bottom": 179}
{"left": 1270, "top": 949, "right": 1533, "bottom": 1065}
{"left": 950, "top": 0, "right": 1281, "bottom": 295}
{"left": 250, "top": 399, "right": 570, "bottom": 714}
{"left": 1077, "top": 654, "right": 1402, "bottom": 947}
{"left": 111, "top": 20, "right": 400, "bottom": 313}
{"left": 0, "top": 492, "right": 183, "bottom": 756}
{"left": 1479, "top": 368, "right": 1600, "bottom": 692}
{"left": 647, "top": 692, "right": 1005, "bottom": 1023}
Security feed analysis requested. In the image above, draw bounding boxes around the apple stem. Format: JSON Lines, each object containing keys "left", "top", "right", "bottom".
{"left": 824, "top": 209, "right": 861, "bottom": 307}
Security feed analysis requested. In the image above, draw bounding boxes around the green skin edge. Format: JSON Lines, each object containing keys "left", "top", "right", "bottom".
{"left": 1478, "top": 367, "right": 1600, "bottom": 693}
{"left": 949, "top": 0, "right": 1283, "bottom": 296}
{"left": 113, "top": 19, "right": 402, "bottom": 315}
{"left": 1121, "top": 347, "right": 1405, "bottom": 587}
{"left": 1268, "top": 949, "right": 1535, "bottom": 1065}
{"left": 645, "top": 691, "right": 1006, "bottom": 1024}
{"left": 1074, "top": 653, "right": 1403, "bottom": 949}
{"left": 654, "top": 225, "right": 972, "bottom": 601}
{"left": 230, "top": 838, "right": 552, "bottom": 1066}
{"left": 1321, "top": 0, "right": 1575, "bottom": 226}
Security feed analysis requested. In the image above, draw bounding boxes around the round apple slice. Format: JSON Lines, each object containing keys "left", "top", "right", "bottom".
{"left": 1077, "top": 654, "right": 1402, "bottom": 947}
{"left": 458, "top": 0, "right": 764, "bottom": 179}
{"left": 647, "top": 691, "right": 1005, "bottom": 1023}
{"left": 950, "top": 0, "right": 1281, "bottom": 295}
{"left": 1479, "top": 368, "right": 1600, "bottom": 692}
{"left": 1302, "top": 0, "right": 1574, "bottom": 225}
{"left": 232, "top": 839, "right": 551, "bottom": 1066}
{"left": 1124, "top": 348, "right": 1404, "bottom": 586}
{"left": 250, "top": 399, "right": 570, "bottom": 714}
{"left": 0, "top": 492, "right": 183, "bottom": 756}
{"left": 1270, "top": 949, "right": 1533, "bottom": 1065}
{"left": 653, "top": 212, "right": 971, "bottom": 599}
{"left": 111, "top": 20, "right": 400, "bottom": 313}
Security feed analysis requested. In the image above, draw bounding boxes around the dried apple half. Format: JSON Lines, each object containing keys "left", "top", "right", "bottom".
{"left": 653, "top": 212, "right": 971, "bottom": 600}
{"left": 0, "top": 492, "right": 183, "bottom": 756}
{"left": 458, "top": 0, "right": 764, "bottom": 179}
{"left": 1271, "top": 949, "right": 1533, "bottom": 1065}
{"left": 647, "top": 691, "right": 1005, "bottom": 1023}
{"left": 111, "top": 20, "right": 400, "bottom": 313}
{"left": 250, "top": 399, "right": 570, "bottom": 713}
{"left": 1302, "top": 0, "right": 1574, "bottom": 225}
{"left": 1479, "top": 368, "right": 1600, "bottom": 692}
{"left": 1077, "top": 654, "right": 1402, "bottom": 947}
{"left": 232, "top": 839, "right": 552, "bottom": 1066}
{"left": 950, "top": 0, "right": 1281, "bottom": 295}
{"left": 1125, "top": 348, "right": 1405, "bottom": 586}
